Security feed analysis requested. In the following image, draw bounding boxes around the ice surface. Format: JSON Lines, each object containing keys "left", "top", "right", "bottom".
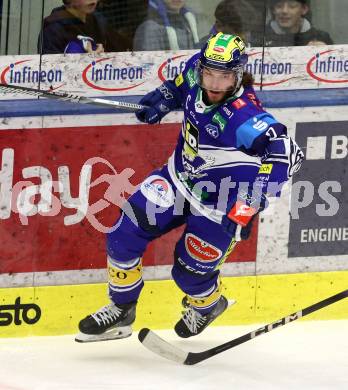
{"left": 0, "top": 320, "right": 347, "bottom": 390}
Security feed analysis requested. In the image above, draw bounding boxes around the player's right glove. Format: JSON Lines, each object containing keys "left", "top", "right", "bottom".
{"left": 136, "top": 81, "right": 182, "bottom": 124}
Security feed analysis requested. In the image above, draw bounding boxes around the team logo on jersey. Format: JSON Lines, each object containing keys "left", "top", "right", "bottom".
{"left": 140, "top": 176, "right": 174, "bottom": 207}
{"left": 204, "top": 124, "right": 219, "bottom": 139}
{"left": 185, "top": 233, "right": 222, "bottom": 262}
{"left": 181, "top": 154, "right": 214, "bottom": 180}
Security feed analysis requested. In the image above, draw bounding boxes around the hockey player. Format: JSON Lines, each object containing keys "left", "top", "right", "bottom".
{"left": 76, "top": 33, "right": 304, "bottom": 342}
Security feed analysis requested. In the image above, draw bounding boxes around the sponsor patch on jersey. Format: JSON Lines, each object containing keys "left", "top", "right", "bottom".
{"left": 223, "top": 105, "right": 233, "bottom": 118}
{"left": 184, "top": 118, "right": 199, "bottom": 156}
{"left": 258, "top": 163, "right": 273, "bottom": 175}
{"left": 185, "top": 233, "right": 222, "bottom": 262}
{"left": 204, "top": 123, "right": 219, "bottom": 139}
{"left": 185, "top": 69, "right": 196, "bottom": 88}
{"left": 212, "top": 112, "right": 227, "bottom": 132}
{"left": 140, "top": 175, "right": 175, "bottom": 207}
{"left": 232, "top": 98, "right": 247, "bottom": 110}
{"left": 175, "top": 73, "right": 184, "bottom": 87}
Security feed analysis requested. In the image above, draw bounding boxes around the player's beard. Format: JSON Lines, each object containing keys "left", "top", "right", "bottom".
{"left": 203, "top": 89, "right": 231, "bottom": 105}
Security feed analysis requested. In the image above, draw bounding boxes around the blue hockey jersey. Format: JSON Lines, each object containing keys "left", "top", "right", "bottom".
{"left": 161, "top": 53, "right": 303, "bottom": 222}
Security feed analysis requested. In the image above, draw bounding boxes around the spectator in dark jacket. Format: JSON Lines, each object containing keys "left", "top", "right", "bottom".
{"left": 39, "top": 0, "right": 127, "bottom": 54}
{"left": 133, "top": 0, "right": 199, "bottom": 51}
{"left": 265, "top": 0, "right": 333, "bottom": 47}
{"left": 197, "top": 0, "right": 265, "bottom": 48}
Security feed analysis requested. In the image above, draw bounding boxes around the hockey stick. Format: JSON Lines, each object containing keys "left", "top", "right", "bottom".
{"left": 138, "top": 289, "right": 348, "bottom": 365}
{"left": 0, "top": 83, "right": 146, "bottom": 111}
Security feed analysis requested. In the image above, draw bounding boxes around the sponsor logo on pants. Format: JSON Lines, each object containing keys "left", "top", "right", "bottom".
{"left": 185, "top": 233, "right": 222, "bottom": 262}
{"left": 140, "top": 175, "right": 174, "bottom": 207}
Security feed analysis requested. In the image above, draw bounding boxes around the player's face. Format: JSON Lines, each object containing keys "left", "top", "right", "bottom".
{"left": 273, "top": 1, "right": 309, "bottom": 32}
{"left": 201, "top": 67, "right": 236, "bottom": 104}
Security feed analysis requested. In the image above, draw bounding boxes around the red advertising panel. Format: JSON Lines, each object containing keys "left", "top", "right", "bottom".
{"left": 0, "top": 123, "right": 257, "bottom": 274}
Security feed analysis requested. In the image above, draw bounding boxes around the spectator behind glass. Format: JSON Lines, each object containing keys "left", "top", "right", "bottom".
{"left": 265, "top": 0, "right": 333, "bottom": 46}
{"left": 197, "top": 0, "right": 265, "bottom": 48}
{"left": 97, "top": 0, "right": 146, "bottom": 52}
{"left": 133, "top": 0, "right": 200, "bottom": 51}
{"left": 39, "top": 0, "right": 127, "bottom": 54}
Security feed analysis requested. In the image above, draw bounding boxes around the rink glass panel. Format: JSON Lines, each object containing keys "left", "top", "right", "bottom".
{"left": 0, "top": 0, "right": 347, "bottom": 55}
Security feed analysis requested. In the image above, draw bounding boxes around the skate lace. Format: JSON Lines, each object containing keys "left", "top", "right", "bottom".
{"left": 182, "top": 307, "right": 207, "bottom": 334}
{"left": 91, "top": 304, "right": 123, "bottom": 326}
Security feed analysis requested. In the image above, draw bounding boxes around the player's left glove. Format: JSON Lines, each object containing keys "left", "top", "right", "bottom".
{"left": 136, "top": 82, "right": 182, "bottom": 124}
{"left": 221, "top": 190, "right": 268, "bottom": 240}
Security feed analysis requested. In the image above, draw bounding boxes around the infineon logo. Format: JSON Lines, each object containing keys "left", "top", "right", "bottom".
{"left": 246, "top": 51, "right": 293, "bottom": 86}
{"left": 158, "top": 54, "right": 189, "bottom": 82}
{"left": 82, "top": 57, "right": 149, "bottom": 91}
{"left": 0, "top": 59, "right": 63, "bottom": 87}
{"left": 306, "top": 49, "right": 348, "bottom": 84}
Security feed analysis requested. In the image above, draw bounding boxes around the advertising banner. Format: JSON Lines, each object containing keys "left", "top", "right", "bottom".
{"left": 0, "top": 123, "right": 257, "bottom": 276}
{"left": 289, "top": 121, "right": 348, "bottom": 257}
{"left": 0, "top": 45, "right": 348, "bottom": 101}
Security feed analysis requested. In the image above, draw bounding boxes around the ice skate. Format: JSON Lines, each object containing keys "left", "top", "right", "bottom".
{"left": 175, "top": 295, "right": 235, "bottom": 338}
{"left": 75, "top": 301, "right": 136, "bottom": 343}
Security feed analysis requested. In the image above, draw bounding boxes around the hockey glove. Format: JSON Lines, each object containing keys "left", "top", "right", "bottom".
{"left": 136, "top": 82, "right": 182, "bottom": 124}
{"left": 261, "top": 135, "right": 304, "bottom": 195}
{"left": 221, "top": 190, "right": 268, "bottom": 240}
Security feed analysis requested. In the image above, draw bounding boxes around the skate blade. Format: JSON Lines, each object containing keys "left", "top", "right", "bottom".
{"left": 75, "top": 325, "right": 132, "bottom": 343}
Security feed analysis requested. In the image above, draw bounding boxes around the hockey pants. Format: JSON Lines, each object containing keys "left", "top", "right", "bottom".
{"left": 106, "top": 165, "right": 237, "bottom": 314}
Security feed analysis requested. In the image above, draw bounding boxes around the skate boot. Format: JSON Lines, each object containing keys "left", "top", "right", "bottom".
{"left": 175, "top": 295, "right": 234, "bottom": 338}
{"left": 75, "top": 301, "right": 136, "bottom": 343}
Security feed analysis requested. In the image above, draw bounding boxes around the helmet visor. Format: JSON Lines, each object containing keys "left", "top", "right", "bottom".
{"left": 195, "top": 62, "right": 240, "bottom": 92}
